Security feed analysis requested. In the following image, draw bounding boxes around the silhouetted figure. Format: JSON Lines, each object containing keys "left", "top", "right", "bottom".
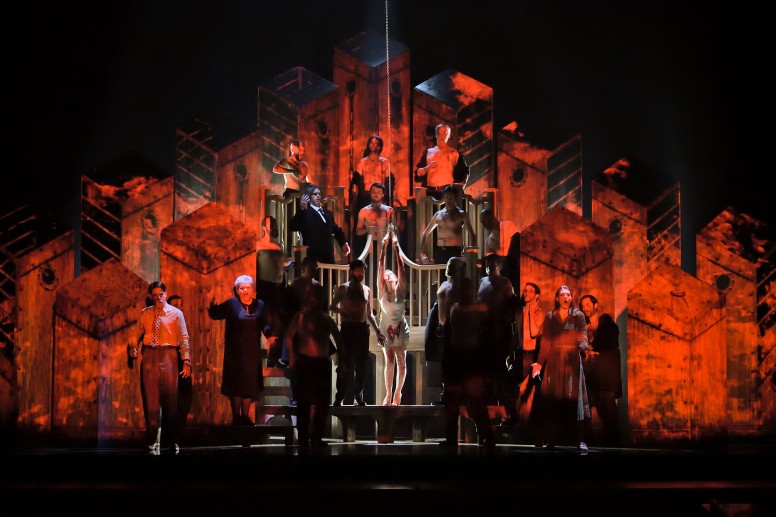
{"left": 580, "top": 294, "right": 623, "bottom": 447}
{"left": 477, "top": 253, "right": 521, "bottom": 423}
{"left": 442, "top": 272, "right": 495, "bottom": 448}
{"left": 285, "top": 283, "right": 344, "bottom": 447}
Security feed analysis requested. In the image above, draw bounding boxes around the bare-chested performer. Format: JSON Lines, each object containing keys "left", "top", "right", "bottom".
{"left": 413, "top": 123, "right": 470, "bottom": 201}
{"left": 418, "top": 185, "right": 477, "bottom": 265}
{"left": 355, "top": 135, "right": 393, "bottom": 204}
{"left": 356, "top": 182, "right": 393, "bottom": 246}
{"left": 272, "top": 139, "right": 310, "bottom": 196}
{"left": 284, "top": 283, "right": 344, "bottom": 447}
{"left": 330, "top": 259, "right": 386, "bottom": 406}
{"left": 432, "top": 256, "right": 467, "bottom": 410}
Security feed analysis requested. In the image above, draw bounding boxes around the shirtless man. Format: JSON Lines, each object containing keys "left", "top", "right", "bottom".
{"left": 330, "top": 259, "right": 386, "bottom": 406}
{"left": 433, "top": 256, "right": 468, "bottom": 408}
{"left": 272, "top": 139, "right": 310, "bottom": 195}
{"left": 418, "top": 185, "right": 477, "bottom": 265}
{"left": 356, "top": 182, "right": 393, "bottom": 245}
{"left": 356, "top": 135, "right": 392, "bottom": 203}
{"left": 284, "top": 283, "right": 344, "bottom": 447}
{"left": 413, "top": 123, "right": 469, "bottom": 200}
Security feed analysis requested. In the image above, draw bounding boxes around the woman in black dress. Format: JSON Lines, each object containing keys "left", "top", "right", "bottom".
{"left": 208, "top": 275, "right": 266, "bottom": 425}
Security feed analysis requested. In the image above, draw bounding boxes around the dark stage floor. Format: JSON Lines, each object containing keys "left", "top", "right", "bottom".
{"left": 2, "top": 437, "right": 775, "bottom": 516}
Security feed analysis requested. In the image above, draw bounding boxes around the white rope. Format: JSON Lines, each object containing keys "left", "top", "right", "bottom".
{"left": 384, "top": 0, "right": 393, "bottom": 210}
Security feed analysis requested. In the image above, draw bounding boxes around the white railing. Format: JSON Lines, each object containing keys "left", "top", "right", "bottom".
{"left": 314, "top": 232, "right": 447, "bottom": 330}
{"left": 261, "top": 186, "right": 492, "bottom": 331}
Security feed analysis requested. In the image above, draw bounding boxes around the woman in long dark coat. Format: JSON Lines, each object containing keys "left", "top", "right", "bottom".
{"left": 208, "top": 275, "right": 266, "bottom": 425}
{"left": 532, "top": 284, "right": 591, "bottom": 451}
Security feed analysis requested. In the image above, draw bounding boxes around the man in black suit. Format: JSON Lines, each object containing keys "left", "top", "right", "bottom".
{"left": 291, "top": 184, "right": 351, "bottom": 264}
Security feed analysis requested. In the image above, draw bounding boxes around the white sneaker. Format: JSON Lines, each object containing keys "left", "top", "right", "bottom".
{"left": 577, "top": 441, "right": 589, "bottom": 452}
{"left": 148, "top": 442, "right": 160, "bottom": 454}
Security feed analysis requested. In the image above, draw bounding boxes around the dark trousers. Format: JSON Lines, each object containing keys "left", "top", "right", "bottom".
{"left": 335, "top": 322, "right": 370, "bottom": 403}
{"left": 140, "top": 347, "right": 179, "bottom": 446}
{"left": 295, "top": 354, "right": 332, "bottom": 444}
{"left": 434, "top": 245, "right": 463, "bottom": 266}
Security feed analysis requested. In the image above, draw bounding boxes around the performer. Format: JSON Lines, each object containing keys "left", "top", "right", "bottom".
{"left": 273, "top": 139, "right": 310, "bottom": 196}
{"left": 413, "top": 123, "right": 469, "bottom": 201}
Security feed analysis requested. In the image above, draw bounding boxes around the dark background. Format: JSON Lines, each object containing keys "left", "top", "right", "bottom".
{"left": 6, "top": 0, "right": 769, "bottom": 273}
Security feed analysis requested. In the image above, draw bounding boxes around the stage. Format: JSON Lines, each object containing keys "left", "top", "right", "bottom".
{"left": 2, "top": 437, "right": 774, "bottom": 516}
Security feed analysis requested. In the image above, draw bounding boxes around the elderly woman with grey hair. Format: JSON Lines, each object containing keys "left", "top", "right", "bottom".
{"left": 208, "top": 274, "right": 267, "bottom": 426}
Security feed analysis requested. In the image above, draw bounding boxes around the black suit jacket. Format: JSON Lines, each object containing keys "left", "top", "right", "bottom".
{"left": 290, "top": 205, "right": 348, "bottom": 264}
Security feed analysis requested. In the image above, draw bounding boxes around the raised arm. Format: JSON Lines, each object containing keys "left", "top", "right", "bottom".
{"left": 392, "top": 234, "right": 406, "bottom": 293}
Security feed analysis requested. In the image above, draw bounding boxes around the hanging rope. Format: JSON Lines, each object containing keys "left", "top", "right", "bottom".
{"left": 384, "top": 0, "right": 393, "bottom": 211}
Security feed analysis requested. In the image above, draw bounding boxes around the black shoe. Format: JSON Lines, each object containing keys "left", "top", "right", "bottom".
{"left": 332, "top": 398, "right": 343, "bottom": 407}
{"left": 277, "top": 359, "right": 288, "bottom": 368}
{"left": 354, "top": 396, "right": 366, "bottom": 406}
{"left": 310, "top": 438, "right": 328, "bottom": 447}
{"left": 438, "top": 439, "right": 458, "bottom": 447}
{"left": 431, "top": 398, "right": 445, "bottom": 406}
{"left": 266, "top": 359, "right": 278, "bottom": 367}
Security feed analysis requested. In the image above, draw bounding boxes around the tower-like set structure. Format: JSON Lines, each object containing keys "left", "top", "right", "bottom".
{"left": 4, "top": 23, "right": 776, "bottom": 446}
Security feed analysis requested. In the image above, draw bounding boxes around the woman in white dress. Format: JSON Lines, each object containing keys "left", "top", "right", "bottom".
{"left": 377, "top": 230, "right": 410, "bottom": 405}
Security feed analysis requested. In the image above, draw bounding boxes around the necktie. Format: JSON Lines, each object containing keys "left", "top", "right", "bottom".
{"left": 150, "top": 308, "right": 162, "bottom": 346}
{"left": 315, "top": 207, "right": 326, "bottom": 222}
